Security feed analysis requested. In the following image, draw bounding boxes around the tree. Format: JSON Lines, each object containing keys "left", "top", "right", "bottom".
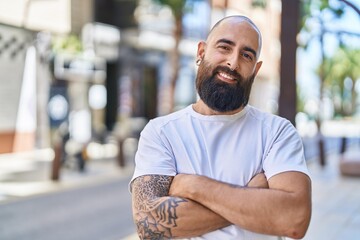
{"left": 153, "top": 0, "right": 186, "bottom": 113}
{"left": 278, "top": 0, "right": 300, "bottom": 126}
{"left": 299, "top": 0, "right": 360, "bottom": 165}
{"left": 322, "top": 47, "right": 360, "bottom": 116}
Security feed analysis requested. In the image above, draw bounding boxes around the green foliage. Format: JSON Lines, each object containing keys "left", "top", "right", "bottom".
{"left": 52, "top": 35, "right": 83, "bottom": 55}
{"left": 321, "top": 46, "right": 360, "bottom": 116}
{"left": 323, "top": 47, "right": 360, "bottom": 84}
{"left": 298, "top": 0, "right": 360, "bottom": 117}
{"left": 251, "top": 0, "right": 267, "bottom": 8}
{"left": 296, "top": 86, "right": 306, "bottom": 113}
{"left": 154, "top": 0, "right": 186, "bottom": 18}
{"left": 319, "top": 0, "right": 330, "bottom": 11}
{"left": 300, "top": 0, "right": 311, "bottom": 28}
{"left": 300, "top": 0, "right": 345, "bottom": 32}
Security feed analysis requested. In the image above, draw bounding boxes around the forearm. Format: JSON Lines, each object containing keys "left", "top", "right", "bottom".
{"left": 131, "top": 175, "right": 230, "bottom": 239}
{"left": 193, "top": 180, "right": 301, "bottom": 236}
{"left": 173, "top": 173, "right": 311, "bottom": 239}
{"left": 132, "top": 195, "right": 230, "bottom": 239}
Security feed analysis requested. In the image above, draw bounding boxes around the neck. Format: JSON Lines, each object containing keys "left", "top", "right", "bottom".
{"left": 192, "top": 100, "right": 244, "bottom": 115}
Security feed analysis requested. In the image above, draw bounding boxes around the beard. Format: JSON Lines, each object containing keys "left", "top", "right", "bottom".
{"left": 196, "top": 59, "right": 256, "bottom": 112}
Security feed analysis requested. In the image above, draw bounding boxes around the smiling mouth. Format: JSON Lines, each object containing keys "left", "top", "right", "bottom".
{"left": 217, "top": 71, "right": 238, "bottom": 83}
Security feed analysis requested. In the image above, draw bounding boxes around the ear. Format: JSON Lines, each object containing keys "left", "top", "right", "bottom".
{"left": 254, "top": 61, "right": 262, "bottom": 76}
{"left": 197, "top": 41, "right": 206, "bottom": 59}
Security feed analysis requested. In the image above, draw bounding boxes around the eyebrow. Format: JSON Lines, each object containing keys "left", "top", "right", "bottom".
{"left": 215, "top": 38, "right": 257, "bottom": 58}
{"left": 216, "top": 38, "right": 236, "bottom": 46}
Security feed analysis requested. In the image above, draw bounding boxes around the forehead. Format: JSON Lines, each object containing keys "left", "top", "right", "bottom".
{"left": 207, "top": 19, "right": 260, "bottom": 52}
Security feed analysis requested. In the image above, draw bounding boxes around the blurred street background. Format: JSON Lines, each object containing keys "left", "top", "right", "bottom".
{"left": 0, "top": 0, "right": 359, "bottom": 239}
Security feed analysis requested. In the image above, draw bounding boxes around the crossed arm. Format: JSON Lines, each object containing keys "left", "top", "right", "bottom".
{"left": 131, "top": 171, "right": 311, "bottom": 239}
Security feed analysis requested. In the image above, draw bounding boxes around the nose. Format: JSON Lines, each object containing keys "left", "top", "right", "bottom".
{"left": 226, "top": 54, "right": 239, "bottom": 71}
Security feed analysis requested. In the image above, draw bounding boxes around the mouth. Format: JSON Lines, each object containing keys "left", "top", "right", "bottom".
{"left": 216, "top": 71, "right": 238, "bottom": 84}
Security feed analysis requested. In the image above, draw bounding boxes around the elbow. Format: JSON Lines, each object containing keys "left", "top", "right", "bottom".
{"left": 285, "top": 226, "right": 308, "bottom": 239}
{"left": 284, "top": 206, "right": 311, "bottom": 239}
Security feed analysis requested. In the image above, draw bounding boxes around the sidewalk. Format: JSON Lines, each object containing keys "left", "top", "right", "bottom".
{"left": 0, "top": 147, "right": 135, "bottom": 203}
{"left": 304, "top": 149, "right": 360, "bottom": 240}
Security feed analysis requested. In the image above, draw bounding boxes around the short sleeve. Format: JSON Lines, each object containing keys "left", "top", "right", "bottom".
{"left": 263, "top": 121, "right": 310, "bottom": 180}
{"left": 131, "top": 120, "right": 177, "bottom": 184}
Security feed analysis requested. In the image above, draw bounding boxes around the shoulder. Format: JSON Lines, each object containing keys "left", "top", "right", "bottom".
{"left": 245, "top": 106, "right": 298, "bottom": 139}
{"left": 144, "top": 106, "right": 192, "bottom": 133}
{"left": 246, "top": 106, "right": 291, "bottom": 128}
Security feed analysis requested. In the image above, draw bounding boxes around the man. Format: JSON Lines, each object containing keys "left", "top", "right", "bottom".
{"left": 130, "top": 15, "right": 311, "bottom": 239}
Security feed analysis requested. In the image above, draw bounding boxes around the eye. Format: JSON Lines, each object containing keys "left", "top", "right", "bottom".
{"left": 218, "top": 45, "right": 231, "bottom": 51}
{"left": 242, "top": 52, "right": 253, "bottom": 61}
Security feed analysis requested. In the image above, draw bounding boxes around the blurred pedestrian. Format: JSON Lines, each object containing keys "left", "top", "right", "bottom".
{"left": 130, "top": 15, "right": 311, "bottom": 240}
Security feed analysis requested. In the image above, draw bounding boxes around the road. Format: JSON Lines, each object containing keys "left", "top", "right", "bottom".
{"left": 0, "top": 175, "right": 136, "bottom": 240}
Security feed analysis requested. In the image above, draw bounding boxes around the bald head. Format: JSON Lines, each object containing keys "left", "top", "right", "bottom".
{"left": 207, "top": 15, "right": 262, "bottom": 59}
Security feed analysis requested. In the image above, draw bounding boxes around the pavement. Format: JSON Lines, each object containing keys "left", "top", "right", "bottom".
{"left": 1, "top": 139, "right": 360, "bottom": 239}
{"left": 0, "top": 147, "right": 135, "bottom": 203}
{"left": 304, "top": 148, "right": 360, "bottom": 240}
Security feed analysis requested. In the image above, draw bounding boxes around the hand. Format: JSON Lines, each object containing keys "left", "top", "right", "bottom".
{"left": 247, "top": 172, "right": 268, "bottom": 188}
{"left": 169, "top": 173, "right": 195, "bottom": 198}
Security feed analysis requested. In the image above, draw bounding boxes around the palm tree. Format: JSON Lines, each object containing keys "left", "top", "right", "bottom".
{"left": 152, "top": 0, "right": 186, "bottom": 113}
{"left": 323, "top": 47, "right": 360, "bottom": 116}
{"left": 278, "top": 0, "right": 300, "bottom": 126}
{"left": 299, "top": 0, "right": 360, "bottom": 165}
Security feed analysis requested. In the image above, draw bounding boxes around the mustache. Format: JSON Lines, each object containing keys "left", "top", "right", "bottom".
{"left": 212, "top": 65, "right": 242, "bottom": 81}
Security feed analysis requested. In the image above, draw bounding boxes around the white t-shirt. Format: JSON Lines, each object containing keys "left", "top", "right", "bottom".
{"left": 131, "top": 104, "right": 309, "bottom": 240}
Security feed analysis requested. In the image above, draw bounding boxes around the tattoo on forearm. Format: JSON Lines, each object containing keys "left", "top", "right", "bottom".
{"left": 133, "top": 175, "right": 172, "bottom": 211}
{"left": 132, "top": 175, "right": 187, "bottom": 239}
